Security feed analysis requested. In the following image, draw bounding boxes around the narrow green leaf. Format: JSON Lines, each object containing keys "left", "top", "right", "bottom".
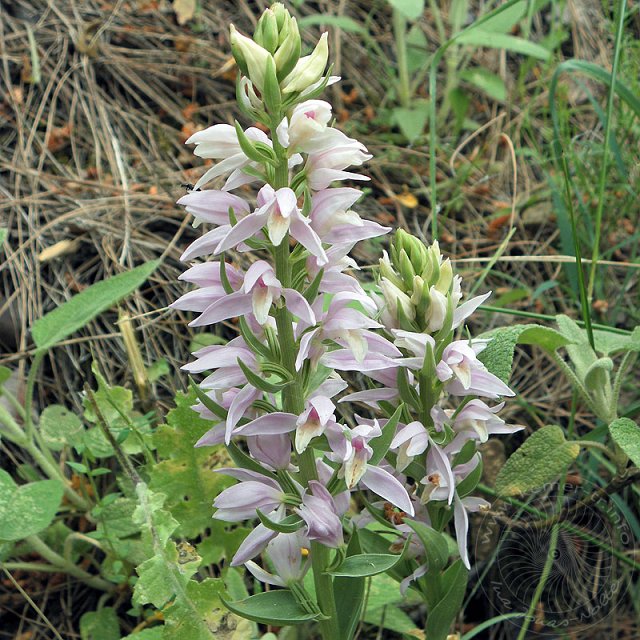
{"left": 256, "top": 510, "right": 304, "bottom": 533}
{"left": 298, "top": 14, "right": 367, "bottom": 34}
{"left": 457, "top": 31, "right": 550, "bottom": 59}
{"left": 237, "top": 359, "right": 284, "bottom": 393}
{"left": 386, "top": 0, "right": 425, "bottom": 20}
{"left": 426, "top": 560, "right": 468, "bottom": 640}
{"left": 32, "top": 260, "right": 160, "bottom": 352}
{"left": 404, "top": 520, "right": 449, "bottom": 572}
{"left": 370, "top": 404, "right": 404, "bottom": 465}
{"left": 609, "top": 418, "right": 640, "bottom": 467}
{"left": 459, "top": 68, "right": 507, "bottom": 101}
{"left": 221, "top": 590, "right": 321, "bottom": 626}
{"left": 189, "top": 378, "right": 228, "bottom": 419}
{"left": 327, "top": 545, "right": 406, "bottom": 578}
{"left": 495, "top": 425, "right": 580, "bottom": 496}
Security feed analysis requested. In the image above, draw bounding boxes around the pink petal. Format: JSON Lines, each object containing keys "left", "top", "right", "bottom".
{"left": 235, "top": 412, "right": 298, "bottom": 436}
{"left": 361, "top": 466, "right": 415, "bottom": 516}
{"left": 282, "top": 288, "right": 316, "bottom": 325}
{"left": 189, "top": 292, "right": 252, "bottom": 327}
{"left": 215, "top": 212, "right": 267, "bottom": 254}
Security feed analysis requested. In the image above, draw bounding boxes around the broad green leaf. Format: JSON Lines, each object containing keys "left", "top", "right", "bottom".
{"left": 221, "top": 590, "right": 321, "bottom": 626}
{"left": 457, "top": 31, "right": 550, "bottom": 59}
{"left": 495, "top": 425, "right": 579, "bottom": 496}
{"left": 583, "top": 357, "right": 613, "bottom": 393}
{"left": 609, "top": 418, "right": 640, "bottom": 467}
{"left": 31, "top": 259, "right": 160, "bottom": 352}
{"left": 478, "top": 324, "right": 570, "bottom": 383}
{"left": 0, "top": 470, "right": 64, "bottom": 541}
{"left": 459, "top": 68, "right": 507, "bottom": 101}
{"left": 404, "top": 519, "right": 449, "bottom": 571}
{"left": 555, "top": 314, "right": 596, "bottom": 379}
{"left": 79, "top": 606, "right": 120, "bottom": 640}
{"left": 298, "top": 14, "right": 366, "bottom": 34}
{"left": 327, "top": 551, "right": 405, "bottom": 577}
{"left": 594, "top": 326, "right": 640, "bottom": 356}
{"left": 148, "top": 391, "right": 233, "bottom": 538}
{"left": 392, "top": 102, "right": 429, "bottom": 142}
{"left": 162, "top": 578, "right": 228, "bottom": 640}
{"left": 407, "top": 25, "right": 428, "bottom": 73}
{"left": 426, "top": 559, "right": 468, "bottom": 640}
{"left": 94, "top": 497, "right": 140, "bottom": 539}
{"left": 40, "top": 404, "right": 85, "bottom": 451}
{"left": 386, "top": 0, "right": 424, "bottom": 20}
{"left": 120, "top": 630, "right": 164, "bottom": 640}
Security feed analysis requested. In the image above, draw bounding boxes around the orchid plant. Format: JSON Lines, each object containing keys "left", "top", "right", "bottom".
{"left": 173, "top": 4, "right": 520, "bottom": 638}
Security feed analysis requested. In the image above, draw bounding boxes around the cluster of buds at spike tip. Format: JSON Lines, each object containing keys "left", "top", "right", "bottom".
{"left": 173, "top": 2, "right": 522, "bottom": 626}
{"left": 378, "top": 229, "right": 490, "bottom": 333}
{"left": 230, "top": 3, "right": 331, "bottom": 119}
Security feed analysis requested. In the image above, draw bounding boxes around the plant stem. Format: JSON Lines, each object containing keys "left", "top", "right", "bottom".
{"left": 587, "top": 0, "right": 626, "bottom": 304}
{"left": 26, "top": 535, "right": 112, "bottom": 591}
{"left": 516, "top": 484, "right": 564, "bottom": 640}
{"left": 24, "top": 351, "right": 44, "bottom": 440}
{"left": 270, "top": 149, "right": 340, "bottom": 639}
{"left": 392, "top": 10, "right": 411, "bottom": 109}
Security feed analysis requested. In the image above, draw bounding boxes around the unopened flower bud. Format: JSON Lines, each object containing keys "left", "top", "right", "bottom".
{"left": 281, "top": 32, "right": 328, "bottom": 94}
{"left": 271, "top": 2, "right": 288, "bottom": 31}
{"left": 255, "top": 8, "right": 279, "bottom": 54}
{"left": 379, "top": 251, "right": 404, "bottom": 290}
{"left": 398, "top": 249, "right": 416, "bottom": 290}
{"left": 274, "top": 17, "right": 301, "bottom": 80}
{"left": 436, "top": 258, "right": 453, "bottom": 294}
{"left": 381, "top": 277, "right": 415, "bottom": 324}
{"left": 230, "top": 24, "right": 274, "bottom": 93}
{"left": 425, "top": 285, "right": 448, "bottom": 332}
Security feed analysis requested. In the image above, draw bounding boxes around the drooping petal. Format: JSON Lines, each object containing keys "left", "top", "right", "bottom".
{"left": 189, "top": 292, "right": 252, "bottom": 327}
{"left": 226, "top": 384, "right": 261, "bottom": 443}
{"left": 453, "top": 291, "right": 492, "bottom": 329}
{"left": 180, "top": 226, "right": 231, "bottom": 262}
{"left": 235, "top": 412, "right": 298, "bottom": 436}
{"left": 282, "top": 288, "right": 316, "bottom": 325}
{"left": 245, "top": 561, "right": 286, "bottom": 587}
{"left": 453, "top": 494, "right": 470, "bottom": 570}
{"left": 361, "top": 466, "right": 415, "bottom": 516}
{"left": 215, "top": 211, "right": 267, "bottom": 254}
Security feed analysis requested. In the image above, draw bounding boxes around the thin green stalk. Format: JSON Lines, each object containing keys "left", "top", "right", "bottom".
{"left": 24, "top": 350, "right": 44, "bottom": 439}
{"left": 392, "top": 10, "right": 411, "bottom": 108}
{"left": 477, "top": 304, "right": 630, "bottom": 335}
{"left": 25, "top": 535, "right": 112, "bottom": 591}
{"left": 516, "top": 483, "right": 565, "bottom": 640}
{"left": 560, "top": 150, "right": 594, "bottom": 349}
{"left": 587, "top": 0, "right": 627, "bottom": 303}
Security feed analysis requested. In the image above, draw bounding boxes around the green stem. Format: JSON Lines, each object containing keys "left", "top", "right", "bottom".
{"left": 270, "top": 151, "right": 340, "bottom": 639}
{"left": 392, "top": 10, "right": 411, "bottom": 108}
{"left": 587, "top": 0, "right": 626, "bottom": 303}
{"left": 25, "top": 535, "right": 112, "bottom": 592}
{"left": 24, "top": 351, "right": 44, "bottom": 440}
{"left": 516, "top": 483, "right": 565, "bottom": 640}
